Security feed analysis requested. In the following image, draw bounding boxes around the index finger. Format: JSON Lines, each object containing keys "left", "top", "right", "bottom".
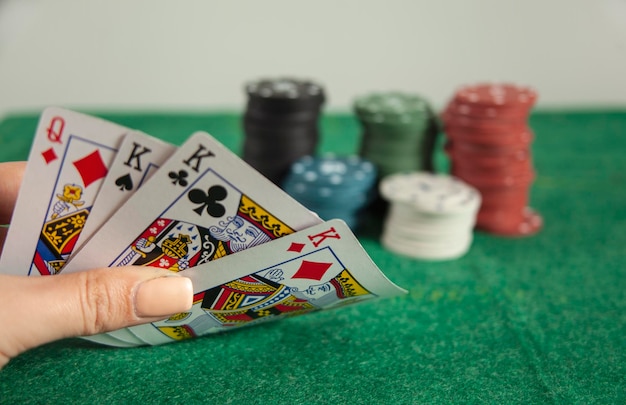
{"left": 0, "top": 162, "right": 26, "bottom": 224}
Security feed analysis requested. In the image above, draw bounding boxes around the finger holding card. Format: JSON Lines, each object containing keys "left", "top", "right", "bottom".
{"left": 0, "top": 108, "right": 130, "bottom": 276}
{"left": 62, "top": 131, "right": 322, "bottom": 344}
{"left": 73, "top": 131, "right": 176, "bottom": 346}
{"left": 1, "top": 110, "right": 407, "bottom": 351}
{"left": 130, "top": 219, "right": 407, "bottom": 345}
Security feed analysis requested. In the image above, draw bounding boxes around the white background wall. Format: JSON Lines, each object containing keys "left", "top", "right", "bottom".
{"left": 1, "top": 0, "right": 625, "bottom": 119}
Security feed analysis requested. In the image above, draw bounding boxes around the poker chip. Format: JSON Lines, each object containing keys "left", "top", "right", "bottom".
{"left": 442, "top": 83, "right": 542, "bottom": 237}
{"left": 453, "top": 83, "right": 537, "bottom": 109}
{"left": 245, "top": 78, "right": 325, "bottom": 111}
{"left": 379, "top": 172, "right": 481, "bottom": 260}
{"left": 243, "top": 77, "right": 325, "bottom": 184}
{"left": 282, "top": 154, "right": 377, "bottom": 229}
{"left": 353, "top": 92, "right": 439, "bottom": 177}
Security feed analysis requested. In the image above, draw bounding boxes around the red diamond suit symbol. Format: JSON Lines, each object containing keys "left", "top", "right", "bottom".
{"left": 292, "top": 260, "right": 333, "bottom": 281}
{"left": 287, "top": 242, "right": 306, "bottom": 253}
{"left": 73, "top": 150, "right": 108, "bottom": 187}
{"left": 41, "top": 147, "right": 57, "bottom": 164}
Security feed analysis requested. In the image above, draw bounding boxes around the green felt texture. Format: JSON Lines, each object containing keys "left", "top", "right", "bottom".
{"left": 0, "top": 110, "right": 625, "bottom": 404}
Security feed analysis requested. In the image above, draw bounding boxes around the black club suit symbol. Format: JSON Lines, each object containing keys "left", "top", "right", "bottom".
{"left": 188, "top": 185, "right": 228, "bottom": 217}
{"left": 169, "top": 170, "right": 189, "bottom": 186}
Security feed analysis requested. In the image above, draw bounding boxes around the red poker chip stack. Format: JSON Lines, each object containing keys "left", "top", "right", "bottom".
{"left": 442, "top": 83, "right": 542, "bottom": 236}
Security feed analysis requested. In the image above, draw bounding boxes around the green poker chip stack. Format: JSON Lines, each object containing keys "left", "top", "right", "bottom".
{"left": 353, "top": 92, "right": 439, "bottom": 178}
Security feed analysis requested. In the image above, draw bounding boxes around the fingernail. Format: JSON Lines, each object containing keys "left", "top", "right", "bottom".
{"left": 135, "top": 276, "right": 193, "bottom": 318}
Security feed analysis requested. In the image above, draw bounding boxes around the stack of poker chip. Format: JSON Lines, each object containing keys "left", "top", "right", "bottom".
{"left": 243, "top": 77, "right": 325, "bottom": 184}
{"left": 353, "top": 92, "right": 439, "bottom": 178}
{"left": 442, "top": 83, "right": 543, "bottom": 237}
{"left": 379, "top": 172, "right": 481, "bottom": 260}
{"left": 282, "top": 155, "right": 377, "bottom": 229}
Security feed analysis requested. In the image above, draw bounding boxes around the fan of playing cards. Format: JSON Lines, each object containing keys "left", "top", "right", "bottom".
{"left": 0, "top": 107, "right": 406, "bottom": 347}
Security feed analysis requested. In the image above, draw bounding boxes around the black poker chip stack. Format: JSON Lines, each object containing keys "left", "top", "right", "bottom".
{"left": 242, "top": 78, "right": 326, "bottom": 184}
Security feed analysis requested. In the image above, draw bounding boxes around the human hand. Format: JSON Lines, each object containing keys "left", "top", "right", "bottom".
{"left": 0, "top": 162, "right": 193, "bottom": 369}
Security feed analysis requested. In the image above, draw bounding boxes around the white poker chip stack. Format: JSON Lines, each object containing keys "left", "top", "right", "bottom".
{"left": 379, "top": 172, "right": 481, "bottom": 260}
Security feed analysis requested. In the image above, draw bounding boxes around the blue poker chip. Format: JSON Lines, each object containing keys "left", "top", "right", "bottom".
{"left": 284, "top": 154, "right": 376, "bottom": 187}
{"left": 283, "top": 184, "right": 371, "bottom": 206}
{"left": 283, "top": 156, "right": 376, "bottom": 198}
{"left": 282, "top": 155, "right": 377, "bottom": 229}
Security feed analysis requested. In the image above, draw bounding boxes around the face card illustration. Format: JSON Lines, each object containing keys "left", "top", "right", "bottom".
{"left": 129, "top": 219, "right": 407, "bottom": 345}
{"left": 62, "top": 131, "right": 322, "bottom": 274}
{"left": 0, "top": 107, "right": 130, "bottom": 276}
{"left": 73, "top": 131, "right": 175, "bottom": 251}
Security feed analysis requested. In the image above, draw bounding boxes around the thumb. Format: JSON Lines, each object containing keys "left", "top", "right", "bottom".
{"left": 0, "top": 267, "right": 193, "bottom": 368}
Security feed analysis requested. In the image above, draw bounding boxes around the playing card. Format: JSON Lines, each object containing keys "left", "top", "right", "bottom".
{"left": 82, "top": 333, "right": 142, "bottom": 348}
{"left": 73, "top": 130, "right": 175, "bottom": 251}
{"left": 0, "top": 107, "right": 130, "bottom": 276}
{"left": 127, "top": 219, "right": 406, "bottom": 345}
{"left": 62, "top": 131, "right": 321, "bottom": 344}
{"left": 63, "top": 131, "right": 322, "bottom": 274}
{"left": 68, "top": 131, "right": 176, "bottom": 347}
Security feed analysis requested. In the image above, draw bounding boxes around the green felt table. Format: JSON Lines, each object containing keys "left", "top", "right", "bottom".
{"left": 0, "top": 110, "right": 624, "bottom": 404}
